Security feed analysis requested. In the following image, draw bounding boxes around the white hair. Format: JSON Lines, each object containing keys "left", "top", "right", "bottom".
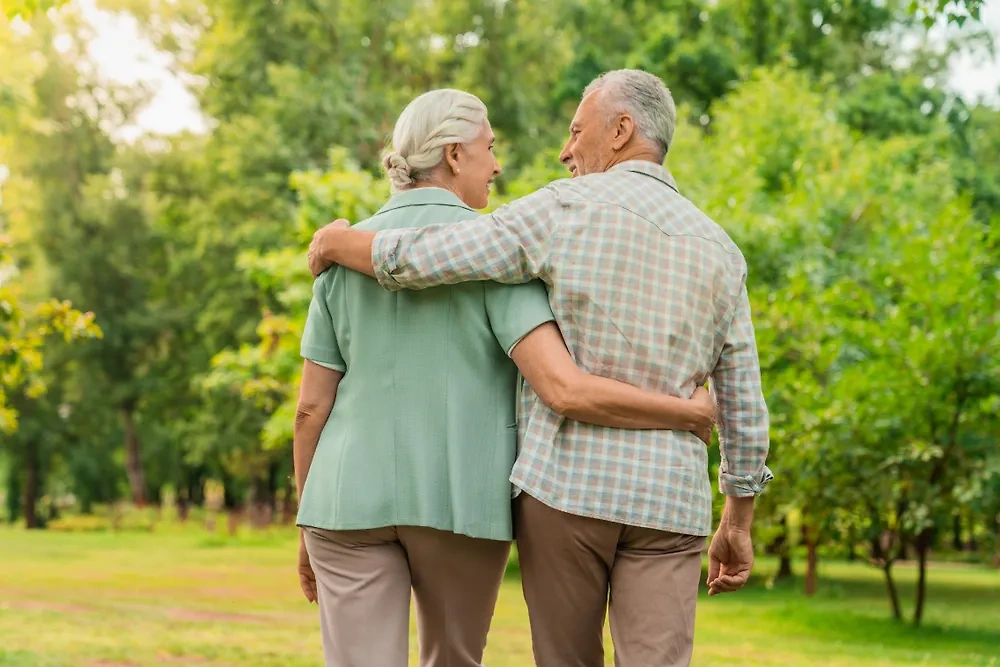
{"left": 583, "top": 69, "right": 677, "bottom": 160}
{"left": 383, "top": 89, "right": 488, "bottom": 191}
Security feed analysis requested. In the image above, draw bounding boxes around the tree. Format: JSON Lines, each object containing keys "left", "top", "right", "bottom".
{"left": 198, "top": 148, "right": 387, "bottom": 520}
{"left": 2, "top": 0, "right": 69, "bottom": 20}
{"left": 908, "top": 0, "right": 987, "bottom": 27}
{"left": 669, "top": 66, "right": 999, "bottom": 620}
{"left": 1, "top": 7, "right": 193, "bottom": 507}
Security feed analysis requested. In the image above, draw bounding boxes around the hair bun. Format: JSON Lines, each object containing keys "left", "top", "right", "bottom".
{"left": 383, "top": 151, "right": 413, "bottom": 189}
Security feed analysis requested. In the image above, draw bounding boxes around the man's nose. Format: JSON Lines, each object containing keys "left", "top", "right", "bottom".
{"left": 558, "top": 143, "right": 572, "bottom": 164}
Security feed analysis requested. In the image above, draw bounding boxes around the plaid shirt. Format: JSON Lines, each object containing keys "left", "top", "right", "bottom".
{"left": 371, "top": 160, "right": 772, "bottom": 536}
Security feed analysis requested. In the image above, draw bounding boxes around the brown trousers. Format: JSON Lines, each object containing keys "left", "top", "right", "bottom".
{"left": 303, "top": 525, "right": 511, "bottom": 667}
{"left": 515, "top": 493, "right": 705, "bottom": 667}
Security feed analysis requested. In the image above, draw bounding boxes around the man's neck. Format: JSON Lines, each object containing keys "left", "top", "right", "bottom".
{"left": 604, "top": 145, "right": 661, "bottom": 171}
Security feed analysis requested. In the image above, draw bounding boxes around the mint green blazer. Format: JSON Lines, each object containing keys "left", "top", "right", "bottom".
{"left": 296, "top": 187, "right": 554, "bottom": 540}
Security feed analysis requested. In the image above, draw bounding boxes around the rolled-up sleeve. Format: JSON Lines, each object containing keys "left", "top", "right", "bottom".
{"left": 711, "top": 278, "right": 773, "bottom": 497}
{"left": 371, "top": 186, "right": 560, "bottom": 291}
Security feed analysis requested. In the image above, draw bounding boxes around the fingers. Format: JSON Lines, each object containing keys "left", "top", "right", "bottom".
{"left": 306, "top": 220, "right": 350, "bottom": 277}
{"left": 708, "top": 570, "right": 750, "bottom": 596}
{"left": 706, "top": 554, "right": 721, "bottom": 588}
{"left": 299, "top": 573, "right": 317, "bottom": 603}
{"left": 308, "top": 252, "right": 326, "bottom": 278}
{"left": 696, "top": 426, "right": 713, "bottom": 446}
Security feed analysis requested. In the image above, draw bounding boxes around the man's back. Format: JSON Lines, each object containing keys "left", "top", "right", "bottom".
{"left": 370, "top": 160, "right": 770, "bottom": 537}
{"left": 510, "top": 161, "right": 760, "bottom": 536}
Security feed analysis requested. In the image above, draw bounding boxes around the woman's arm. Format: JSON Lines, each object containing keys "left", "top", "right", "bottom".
{"left": 294, "top": 360, "right": 344, "bottom": 604}
{"left": 293, "top": 360, "right": 345, "bottom": 500}
{"left": 510, "top": 322, "right": 714, "bottom": 441}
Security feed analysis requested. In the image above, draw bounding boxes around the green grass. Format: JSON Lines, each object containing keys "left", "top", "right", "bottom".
{"left": 1, "top": 523, "right": 998, "bottom": 666}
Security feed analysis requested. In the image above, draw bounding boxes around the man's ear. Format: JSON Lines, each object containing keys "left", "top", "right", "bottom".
{"left": 444, "top": 143, "right": 462, "bottom": 175}
{"left": 612, "top": 114, "right": 635, "bottom": 151}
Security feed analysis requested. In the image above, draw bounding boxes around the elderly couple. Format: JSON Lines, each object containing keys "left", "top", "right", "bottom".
{"left": 292, "top": 69, "right": 772, "bottom": 667}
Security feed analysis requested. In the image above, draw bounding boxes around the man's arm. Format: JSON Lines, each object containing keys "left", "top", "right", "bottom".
{"left": 510, "top": 322, "right": 715, "bottom": 440}
{"left": 711, "top": 281, "right": 772, "bottom": 512}
{"left": 704, "top": 279, "right": 771, "bottom": 596}
{"left": 309, "top": 187, "right": 560, "bottom": 289}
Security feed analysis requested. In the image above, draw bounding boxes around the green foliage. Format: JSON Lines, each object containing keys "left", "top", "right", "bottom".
{"left": 200, "top": 149, "right": 387, "bottom": 477}
{"left": 0, "top": 0, "right": 997, "bottom": 627}
{"left": 1, "top": 0, "right": 69, "bottom": 20}
{"left": 908, "top": 0, "right": 985, "bottom": 28}
{"left": 0, "top": 240, "right": 100, "bottom": 432}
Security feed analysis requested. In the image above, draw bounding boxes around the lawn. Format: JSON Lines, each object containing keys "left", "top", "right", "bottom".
{"left": 0, "top": 524, "right": 998, "bottom": 666}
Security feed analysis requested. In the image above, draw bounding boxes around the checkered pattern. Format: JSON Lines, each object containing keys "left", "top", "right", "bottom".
{"left": 372, "top": 161, "right": 772, "bottom": 536}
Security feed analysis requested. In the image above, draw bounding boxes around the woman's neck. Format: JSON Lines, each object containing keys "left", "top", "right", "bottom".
{"left": 407, "top": 176, "right": 461, "bottom": 201}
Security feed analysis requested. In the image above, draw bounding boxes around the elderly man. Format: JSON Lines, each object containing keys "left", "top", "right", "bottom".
{"left": 308, "top": 69, "right": 772, "bottom": 667}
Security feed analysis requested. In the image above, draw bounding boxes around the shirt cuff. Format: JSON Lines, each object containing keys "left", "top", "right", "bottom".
{"left": 301, "top": 347, "right": 346, "bottom": 371}
{"left": 308, "top": 359, "right": 347, "bottom": 372}
{"left": 506, "top": 335, "right": 527, "bottom": 357}
{"left": 718, "top": 464, "right": 774, "bottom": 497}
{"left": 371, "top": 229, "right": 405, "bottom": 292}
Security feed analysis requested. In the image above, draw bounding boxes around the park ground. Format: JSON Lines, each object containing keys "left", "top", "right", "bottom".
{"left": 0, "top": 524, "right": 998, "bottom": 667}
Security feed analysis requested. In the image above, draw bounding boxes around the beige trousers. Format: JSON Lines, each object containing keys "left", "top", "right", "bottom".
{"left": 303, "top": 525, "right": 511, "bottom": 667}
{"left": 514, "top": 493, "right": 706, "bottom": 667}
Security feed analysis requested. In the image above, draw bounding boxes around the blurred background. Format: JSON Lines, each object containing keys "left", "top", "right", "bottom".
{"left": 0, "top": 1, "right": 998, "bottom": 665}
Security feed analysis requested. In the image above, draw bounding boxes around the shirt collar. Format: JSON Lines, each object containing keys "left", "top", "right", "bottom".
{"left": 609, "top": 160, "right": 679, "bottom": 192}
{"left": 376, "top": 187, "right": 473, "bottom": 215}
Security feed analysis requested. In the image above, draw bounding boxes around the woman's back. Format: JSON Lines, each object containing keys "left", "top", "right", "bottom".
{"left": 297, "top": 187, "right": 553, "bottom": 540}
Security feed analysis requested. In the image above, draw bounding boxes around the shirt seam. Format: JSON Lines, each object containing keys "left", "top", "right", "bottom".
{"left": 371, "top": 201, "right": 474, "bottom": 219}
{"left": 547, "top": 188, "right": 743, "bottom": 256}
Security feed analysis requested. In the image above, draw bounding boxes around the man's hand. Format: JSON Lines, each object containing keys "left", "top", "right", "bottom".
{"left": 707, "top": 498, "right": 755, "bottom": 596}
{"left": 308, "top": 219, "right": 351, "bottom": 277}
{"left": 691, "top": 386, "right": 716, "bottom": 446}
{"left": 298, "top": 531, "right": 318, "bottom": 603}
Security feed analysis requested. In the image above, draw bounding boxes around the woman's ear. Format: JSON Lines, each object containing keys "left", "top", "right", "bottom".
{"left": 444, "top": 143, "right": 462, "bottom": 175}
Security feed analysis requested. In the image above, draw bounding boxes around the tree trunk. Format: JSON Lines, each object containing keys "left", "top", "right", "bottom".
{"left": 993, "top": 515, "right": 1000, "bottom": 568}
{"left": 778, "top": 552, "right": 793, "bottom": 579}
{"left": 177, "top": 492, "right": 190, "bottom": 522}
{"left": 952, "top": 514, "right": 963, "bottom": 551}
{"left": 882, "top": 562, "right": 902, "bottom": 621}
{"left": 770, "top": 515, "right": 793, "bottom": 579}
{"left": 897, "top": 536, "right": 910, "bottom": 561}
{"left": 227, "top": 510, "right": 242, "bottom": 536}
{"left": 281, "top": 474, "right": 297, "bottom": 525}
{"left": 805, "top": 539, "right": 818, "bottom": 596}
{"left": 121, "top": 405, "right": 147, "bottom": 506}
{"left": 189, "top": 473, "right": 204, "bottom": 506}
{"left": 913, "top": 530, "right": 932, "bottom": 625}
{"left": 6, "top": 464, "right": 22, "bottom": 524}
{"left": 24, "top": 438, "right": 41, "bottom": 529}
{"left": 248, "top": 476, "right": 273, "bottom": 529}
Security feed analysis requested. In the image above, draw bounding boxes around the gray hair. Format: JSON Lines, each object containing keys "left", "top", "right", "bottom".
{"left": 383, "top": 89, "right": 488, "bottom": 191}
{"left": 583, "top": 69, "right": 677, "bottom": 160}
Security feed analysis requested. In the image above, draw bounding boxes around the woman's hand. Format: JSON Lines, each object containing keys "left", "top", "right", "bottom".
{"left": 691, "top": 386, "right": 716, "bottom": 446}
{"left": 298, "top": 530, "right": 318, "bottom": 603}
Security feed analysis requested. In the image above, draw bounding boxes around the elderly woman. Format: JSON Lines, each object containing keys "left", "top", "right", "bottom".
{"left": 292, "top": 89, "right": 713, "bottom": 667}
